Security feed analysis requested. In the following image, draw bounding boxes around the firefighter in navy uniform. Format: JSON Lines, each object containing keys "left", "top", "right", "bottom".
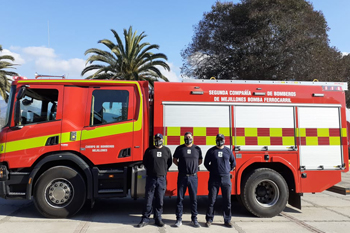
{"left": 204, "top": 134, "right": 236, "bottom": 228}
{"left": 137, "top": 133, "right": 172, "bottom": 228}
{"left": 173, "top": 132, "right": 202, "bottom": 227}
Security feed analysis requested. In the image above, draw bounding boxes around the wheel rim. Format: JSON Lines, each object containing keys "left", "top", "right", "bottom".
{"left": 254, "top": 179, "right": 279, "bottom": 207}
{"left": 45, "top": 178, "right": 74, "bottom": 208}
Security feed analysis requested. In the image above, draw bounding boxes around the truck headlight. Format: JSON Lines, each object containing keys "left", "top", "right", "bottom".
{"left": 0, "top": 165, "right": 8, "bottom": 180}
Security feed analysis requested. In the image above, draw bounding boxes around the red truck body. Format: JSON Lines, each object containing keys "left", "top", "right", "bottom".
{"left": 0, "top": 78, "right": 348, "bottom": 218}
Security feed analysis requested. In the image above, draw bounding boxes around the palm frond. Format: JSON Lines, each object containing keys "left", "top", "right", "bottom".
{"left": 81, "top": 27, "right": 170, "bottom": 83}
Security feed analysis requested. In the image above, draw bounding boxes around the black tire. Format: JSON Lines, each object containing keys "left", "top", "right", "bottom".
{"left": 33, "top": 166, "right": 86, "bottom": 218}
{"left": 241, "top": 168, "right": 288, "bottom": 218}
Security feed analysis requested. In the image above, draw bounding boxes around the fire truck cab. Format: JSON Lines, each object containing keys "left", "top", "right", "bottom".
{"left": 0, "top": 78, "right": 348, "bottom": 218}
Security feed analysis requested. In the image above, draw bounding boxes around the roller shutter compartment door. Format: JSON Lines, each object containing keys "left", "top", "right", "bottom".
{"left": 298, "top": 107, "right": 342, "bottom": 170}
{"left": 234, "top": 106, "right": 295, "bottom": 151}
{"left": 163, "top": 104, "right": 231, "bottom": 171}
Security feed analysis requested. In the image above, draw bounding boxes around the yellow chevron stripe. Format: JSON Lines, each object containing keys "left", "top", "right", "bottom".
{"left": 5, "top": 134, "right": 60, "bottom": 153}
{"left": 81, "top": 122, "right": 133, "bottom": 140}
{"left": 61, "top": 131, "right": 82, "bottom": 143}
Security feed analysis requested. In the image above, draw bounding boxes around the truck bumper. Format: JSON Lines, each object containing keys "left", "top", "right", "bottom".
{"left": 0, "top": 164, "right": 30, "bottom": 200}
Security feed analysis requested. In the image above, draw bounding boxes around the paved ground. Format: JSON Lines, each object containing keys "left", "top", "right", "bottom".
{"left": 1, "top": 173, "right": 350, "bottom": 233}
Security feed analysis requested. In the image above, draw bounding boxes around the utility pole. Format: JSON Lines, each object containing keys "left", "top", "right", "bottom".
{"left": 48, "top": 21, "right": 50, "bottom": 48}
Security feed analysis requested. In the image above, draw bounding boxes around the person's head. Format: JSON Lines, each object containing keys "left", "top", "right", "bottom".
{"left": 154, "top": 133, "right": 163, "bottom": 147}
{"left": 184, "top": 132, "right": 193, "bottom": 146}
{"left": 216, "top": 134, "right": 225, "bottom": 147}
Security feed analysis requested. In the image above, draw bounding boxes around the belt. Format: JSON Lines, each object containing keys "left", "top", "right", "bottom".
{"left": 180, "top": 173, "right": 197, "bottom": 177}
{"left": 147, "top": 175, "right": 165, "bottom": 178}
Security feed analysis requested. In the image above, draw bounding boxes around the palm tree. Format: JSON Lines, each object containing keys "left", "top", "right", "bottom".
{"left": 0, "top": 45, "right": 18, "bottom": 102}
{"left": 82, "top": 26, "right": 170, "bottom": 85}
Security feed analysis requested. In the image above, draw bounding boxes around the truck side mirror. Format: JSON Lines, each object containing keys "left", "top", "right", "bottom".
{"left": 17, "top": 86, "right": 26, "bottom": 99}
{"left": 13, "top": 86, "right": 27, "bottom": 128}
{"left": 14, "top": 100, "right": 22, "bottom": 127}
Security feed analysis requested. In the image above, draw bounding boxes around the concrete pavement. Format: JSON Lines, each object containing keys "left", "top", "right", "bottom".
{"left": 1, "top": 189, "right": 350, "bottom": 233}
{"left": 1, "top": 171, "right": 350, "bottom": 233}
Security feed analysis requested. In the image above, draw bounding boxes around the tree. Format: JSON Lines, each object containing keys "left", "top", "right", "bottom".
{"left": 181, "top": 0, "right": 343, "bottom": 83}
{"left": 82, "top": 26, "right": 170, "bottom": 85}
{"left": 0, "top": 45, "right": 18, "bottom": 102}
{"left": 338, "top": 54, "right": 350, "bottom": 105}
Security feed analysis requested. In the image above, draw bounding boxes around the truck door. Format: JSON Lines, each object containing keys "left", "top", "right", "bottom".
{"left": 298, "top": 107, "right": 343, "bottom": 170}
{"left": 4, "top": 85, "right": 63, "bottom": 168}
{"left": 80, "top": 86, "right": 136, "bottom": 165}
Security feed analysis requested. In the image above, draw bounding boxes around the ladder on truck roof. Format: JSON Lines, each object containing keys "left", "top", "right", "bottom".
{"left": 182, "top": 79, "right": 348, "bottom": 91}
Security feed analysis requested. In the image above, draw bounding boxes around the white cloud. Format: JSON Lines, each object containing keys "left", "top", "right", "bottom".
{"left": 342, "top": 52, "right": 349, "bottom": 57}
{"left": 3, "top": 46, "right": 183, "bottom": 80}
{"left": 0, "top": 49, "right": 25, "bottom": 65}
{"left": 188, "top": 52, "right": 210, "bottom": 67}
{"left": 3, "top": 46, "right": 90, "bottom": 78}
{"left": 34, "top": 57, "right": 86, "bottom": 78}
{"left": 159, "top": 63, "right": 182, "bottom": 82}
{"left": 23, "top": 46, "right": 56, "bottom": 58}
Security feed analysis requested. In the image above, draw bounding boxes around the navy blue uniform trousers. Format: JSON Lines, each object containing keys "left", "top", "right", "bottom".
{"left": 141, "top": 175, "right": 166, "bottom": 223}
{"left": 206, "top": 175, "right": 232, "bottom": 223}
{"left": 176, "top": 175, "right": 198, "bottom": 221}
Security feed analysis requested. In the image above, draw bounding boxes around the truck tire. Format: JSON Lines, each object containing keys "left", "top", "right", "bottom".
{"left": 241, "top": 168, "right": 288, "bottom": 218}
{"left": 33, "top": 166, "right": 86, "bottom": 218}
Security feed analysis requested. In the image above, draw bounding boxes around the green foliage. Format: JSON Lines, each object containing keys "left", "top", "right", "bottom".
{"left": 0, "top": 45, "right": 18, "bottom": 102}
{"left": 82, "top": 26, "right": 170, "bottom": 85}
{"left": 182, "top": 0, "right": 343, "bottom": 79}
{"left": 182, "top": 0, "right": 350, "bottom": 106}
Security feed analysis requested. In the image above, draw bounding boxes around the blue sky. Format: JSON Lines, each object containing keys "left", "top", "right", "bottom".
{"left": 1, "top": 0, "right": 349, "bottom": 83}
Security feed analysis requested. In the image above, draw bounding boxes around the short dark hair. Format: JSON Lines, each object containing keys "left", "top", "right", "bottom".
{"left": 184, "top": 132, "right": 193, "bottom": 137}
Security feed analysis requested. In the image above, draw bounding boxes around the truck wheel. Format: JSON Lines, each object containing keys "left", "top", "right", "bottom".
{"left": 33, "top": 166, "right": 86, "bottom": 218}
{"left": 242, "top": 168, "right": 288, "bottom": 218}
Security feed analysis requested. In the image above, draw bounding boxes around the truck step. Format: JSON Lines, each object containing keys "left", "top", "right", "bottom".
{"left": 98, "top": 169, "right": 124, "bottom": 174}
{"left": 8, "top": 192, "right": 26, "bottom": 196}
{"left": 98, "top": 189, "right": 124, "bottom": 194}
{"left": 327, "top": 185, "right": 350, "bottom": 195}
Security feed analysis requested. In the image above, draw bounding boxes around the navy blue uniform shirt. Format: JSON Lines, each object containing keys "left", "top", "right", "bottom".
{"left": 173, "top": 144, "right": 202, "bottom": 174}
{"left": 143, "top": 146, "right": 172, "bottom": 177}
{"left": 204, "top": 146, "right": 236, "bottom": 176}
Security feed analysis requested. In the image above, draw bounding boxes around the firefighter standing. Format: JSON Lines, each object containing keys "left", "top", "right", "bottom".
{"left": 137, "top": 133, "right": 172, "bottom": 228}
{"left": 173, "top": 132, "right": 202, "bottom": 227}
{"left": 204, "top": 134, "right": 236, "bottom": 228}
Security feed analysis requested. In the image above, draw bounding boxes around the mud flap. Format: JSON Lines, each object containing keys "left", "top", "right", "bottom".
{"left": 288, "top": 191, "right": 302, "bottom": 210}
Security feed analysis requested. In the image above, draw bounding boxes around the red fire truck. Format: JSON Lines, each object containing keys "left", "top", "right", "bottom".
{"left": 0, "top": 77, "right": 348, "bottom": 218}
